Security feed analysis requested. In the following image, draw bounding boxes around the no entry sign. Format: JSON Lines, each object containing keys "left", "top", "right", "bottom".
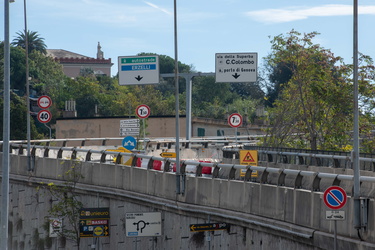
{"left": 323, "top": 186, "right": 347, "bottom": 210}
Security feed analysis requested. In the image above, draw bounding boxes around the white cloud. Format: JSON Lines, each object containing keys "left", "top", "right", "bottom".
{"left": 144, "top": 1, "right": 172, "bottom": 16}
{"left": 246, "top": 4, "right": 375, "bottom": 24}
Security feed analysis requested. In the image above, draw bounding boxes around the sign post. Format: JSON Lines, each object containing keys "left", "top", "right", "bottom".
{"left": 136, "top": 105, "right": 150, "bottom": 150}
{"left": 228, "top": 113, "right": 242, "bottom": 143}
{"left": 37, "top": 95, "right": 52, "bottom": 124}
{"left": 323, "top": 186, "right": 347, "bottom": 250}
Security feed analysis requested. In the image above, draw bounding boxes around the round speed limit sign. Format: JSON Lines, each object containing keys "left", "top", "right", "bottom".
{"left": 136, "top": 104, "right": 150, "bottom": 119}
{"left": 37, "top": 110, "right": 52, "bottom": 123}
{"left": 228, "top": 113, "right": 243, "bottom": 128}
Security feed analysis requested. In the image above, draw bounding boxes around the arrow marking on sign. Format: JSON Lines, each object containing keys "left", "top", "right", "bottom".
{"left": 232, "top": 73, "right": 240, "bottom": 79}
{"left": 135, "top": 75, "right": 143, "bottom": 81}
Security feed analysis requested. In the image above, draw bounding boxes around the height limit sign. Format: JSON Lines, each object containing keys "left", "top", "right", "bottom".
{"left": 136, "top": 105, "right": 150, "bottom": 119}
{"left": 228, "top": 113, "right": 242, "bottom": 128}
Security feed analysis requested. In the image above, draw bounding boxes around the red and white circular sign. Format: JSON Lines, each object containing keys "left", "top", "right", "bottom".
{"left": 323, "top": 186, "right": 347, "bottom": 210}
{"left": 37, "top": 95, "right": 52, "bottom": 109}
{"left": 136, "top": 104, "right": 150, "bottom": 119}
{"left": 228, "top": 113, "right": 243, "bottom": 128}
{"left": 37, "top": 110, "right": 52, "bottom": 123}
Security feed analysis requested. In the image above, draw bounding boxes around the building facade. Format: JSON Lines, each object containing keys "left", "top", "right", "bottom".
{"left": 46, "top": 42, "right": 113, "bottom": 78}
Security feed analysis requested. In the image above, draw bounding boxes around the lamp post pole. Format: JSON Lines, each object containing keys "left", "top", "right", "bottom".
{"left": 352, "top": 0, "right": 361, "bottom": 229}
{"left": 24, "top": 0, "right": 32, "bottom": 171}
{"left": 1, "top": 0, "right": 11, "bottom": 248}
{"left": 174, "top": 0, "right": 183, "bottom": 194}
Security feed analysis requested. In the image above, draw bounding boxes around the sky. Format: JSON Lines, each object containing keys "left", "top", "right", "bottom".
{"left": 2, "top": 0, "right": 375, "bottom": 76}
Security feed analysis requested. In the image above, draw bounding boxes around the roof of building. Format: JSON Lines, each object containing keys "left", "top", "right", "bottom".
{"left": 46, "top": 49, "right": 92, "bottom": 59}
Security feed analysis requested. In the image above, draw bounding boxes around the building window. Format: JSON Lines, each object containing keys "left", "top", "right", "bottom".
{"left": 198, "top": 128, "right": 205, "bottom": 137}
{"left": 217, "top": 130, "right": 224, "bottom": 136}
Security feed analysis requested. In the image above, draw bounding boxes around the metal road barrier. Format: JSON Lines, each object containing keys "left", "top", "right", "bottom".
{"left": 223, "top": 145, "right": 375, "bottom": 171}
{"left": 3, "top": 138, "right": 375, "bottom": 193}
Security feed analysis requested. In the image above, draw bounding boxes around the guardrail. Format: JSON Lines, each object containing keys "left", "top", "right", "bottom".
{"left": 223, "top": 146, "right": 375, "bottom": 171}
{"left": 4, "top": 136, "right": 260, "bottom": 148}
{"left": 6, "top": 139, "right": 375, "bottom": 192}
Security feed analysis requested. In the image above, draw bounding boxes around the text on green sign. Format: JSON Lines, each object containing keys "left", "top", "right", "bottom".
{"left": 121, "top": 57, "right": 156, "bottom": 64}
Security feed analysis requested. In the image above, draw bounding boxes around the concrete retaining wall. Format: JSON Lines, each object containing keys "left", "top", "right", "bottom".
{"left": 1, "top": 153, "right": 375, "bottom": 249}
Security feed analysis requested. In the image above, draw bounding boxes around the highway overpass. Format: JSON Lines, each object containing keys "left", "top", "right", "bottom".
{"left": 1, "top": 138, "right": 375, "bottom": 249}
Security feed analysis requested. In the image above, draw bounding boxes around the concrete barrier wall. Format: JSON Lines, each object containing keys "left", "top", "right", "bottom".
{"left": 3, "top": 153, "right": 375, "bottom": 249}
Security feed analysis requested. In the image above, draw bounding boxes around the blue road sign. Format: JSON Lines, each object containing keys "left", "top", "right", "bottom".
{"left": 122, "top": 136, "right": 137, "bottom": 151}
{"left": 121, "top": 64, "right": 157, "bottom": 71}
{"left": 323, "top": 186, "right": 347, "bottom": 210}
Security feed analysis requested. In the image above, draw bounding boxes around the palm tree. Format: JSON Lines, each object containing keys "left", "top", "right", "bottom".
{"left": 12, "top": 30, "right": 47, "bottom": 54}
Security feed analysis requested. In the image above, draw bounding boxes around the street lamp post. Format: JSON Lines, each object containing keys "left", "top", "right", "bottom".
{"left": 352, "top": 0, "right": 361, "bottom": 230}
{"left": 23, "top": 0, "right": 32, "bottom": 171}
{"left": 1, "top": 0, "right": 11, "bottom": 248}
{"left": 173, "top": 0, "right": 184, "bottom": 194}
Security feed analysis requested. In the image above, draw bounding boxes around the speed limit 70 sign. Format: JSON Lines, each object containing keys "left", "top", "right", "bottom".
{"left": 37, "top": 110, "right": 52, "bottom": 123}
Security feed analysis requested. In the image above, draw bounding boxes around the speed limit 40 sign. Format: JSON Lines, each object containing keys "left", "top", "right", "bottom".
{"left": 37, "top": 110, "right": 52, "bottom": 123}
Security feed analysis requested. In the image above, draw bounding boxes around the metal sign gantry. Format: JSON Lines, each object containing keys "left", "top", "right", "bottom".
{"left": 160, "top": 72, "right": 215, "bottom": 140}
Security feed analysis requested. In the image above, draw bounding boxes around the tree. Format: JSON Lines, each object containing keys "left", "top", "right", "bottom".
{"left": 37, "top": 162, "right": 84, "bottom": 249}
{"left": 263, "top": 30, "right": 355, "bottom": 151}
{"left": 0, "top": 91, "right": 42, "bottom": 140}
{"left": 12, "top": 30, "right": 47, "bottom": 54}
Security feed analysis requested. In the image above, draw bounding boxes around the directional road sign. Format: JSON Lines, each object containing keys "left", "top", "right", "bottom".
{"left": 125, "top": 212, "right": 162, "bottom": 237}
{"left": 122, "top": 136, "right": 137, "bottom": 151}
{"left": 215, "top": 53, "right": 257, "bottom": 83}
{"left": 190, "top": 222, "right": 229, "bottom": 232}
{"left": 120, "top": 119, "right": 140, "bottom": 127}
{"left": 118, "top": 55, "right": 160, "bottom": 85}
{"left": 37, "top": 95, "right": 52, "bottom": 109}
{"left": 160, "top": 152, "right": 176, "bottom": 158}
{"left": 228, "top": 113, "right": 242, "bottom": 128}
{"left": 79, "top": 207, "right": 110, "bottom": 238}
{"left": 323, "top": 186, "right": 347, "bottom": 210}
{"left": 37, "top": 110, "right": 52, "bottom": 123}
{"left": 136, "top": 104, "right": 150, "bottom": 119}
{"left": 120, "top": 119, "right": 140, "bottom": 136}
